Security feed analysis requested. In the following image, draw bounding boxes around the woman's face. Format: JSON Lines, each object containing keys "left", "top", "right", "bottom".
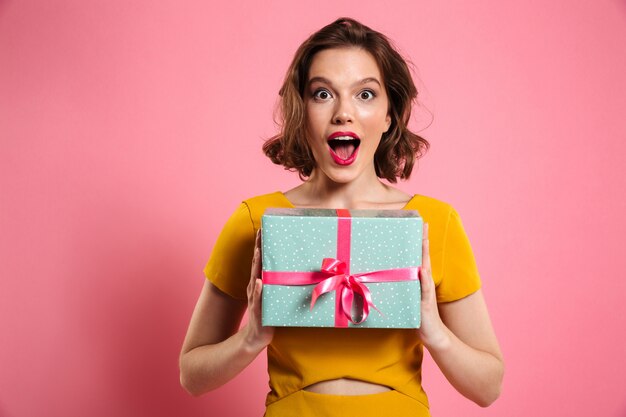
{"left": 304, "top": 47, "right": 391, "bottom": 184}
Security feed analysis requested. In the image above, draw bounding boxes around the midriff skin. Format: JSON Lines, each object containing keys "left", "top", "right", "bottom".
{"left": 303, "top": 378, "right": 391, "bottom": 395}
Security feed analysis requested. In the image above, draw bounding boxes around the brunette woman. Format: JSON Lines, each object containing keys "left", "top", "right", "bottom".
{"left": 180, "top": 17, "right": 504, "bottom": 417}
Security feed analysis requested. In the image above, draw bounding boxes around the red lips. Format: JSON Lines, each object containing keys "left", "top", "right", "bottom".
{"left": 327, "top": 132, "right": 361, "bottom": 166}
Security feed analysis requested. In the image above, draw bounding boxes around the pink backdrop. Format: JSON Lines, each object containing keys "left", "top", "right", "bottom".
{"left": 2, "top": 1, "right": 626, "bottom": 416}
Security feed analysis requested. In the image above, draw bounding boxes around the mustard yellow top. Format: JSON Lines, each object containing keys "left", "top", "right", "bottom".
{"left": 204, "top": 192, "right": 481, "bottom": 416}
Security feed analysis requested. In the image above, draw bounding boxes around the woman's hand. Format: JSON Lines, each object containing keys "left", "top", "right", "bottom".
{"left": 418, "top": 223, "right": 451, "bottom": 350}
{"left": 416, "top": 222, "right": 504, "bottom": 406}
{"left": 179, "top": 229, "right": 274, "bottom": 395}
{"left": 242, "top": 229, "right": 274, "bottom": 352}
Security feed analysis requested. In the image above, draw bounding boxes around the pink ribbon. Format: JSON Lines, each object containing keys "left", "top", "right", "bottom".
{"left": 263, "top": 261, "right": 419, "bottom": 326}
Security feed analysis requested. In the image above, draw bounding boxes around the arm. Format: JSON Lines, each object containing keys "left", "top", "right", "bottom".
{"left": 419, "top": 224, "right": 504, "bottom": 407}
{"left": 179, "top": 231, "right": 273, "bottom": 396}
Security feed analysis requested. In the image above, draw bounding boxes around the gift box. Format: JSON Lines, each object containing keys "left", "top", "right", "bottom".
{"left": 261, "top": 208, "right": 422, "bottom": 328}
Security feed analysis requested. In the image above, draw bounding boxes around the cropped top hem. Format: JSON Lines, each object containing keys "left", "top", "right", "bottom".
{"left": 265, "top": 377, "right": 430, "bottom": 410}
{"left": 264, "top": 388, "right": 431, "bottom": 417}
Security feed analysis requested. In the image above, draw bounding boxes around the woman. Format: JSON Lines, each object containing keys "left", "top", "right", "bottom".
{"left": 180, "top": 17, "right": 504, "bottom": 416}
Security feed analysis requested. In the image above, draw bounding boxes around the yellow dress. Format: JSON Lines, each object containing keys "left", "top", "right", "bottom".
{"left": 204, "top": 192, "right": 482, "bottom": 416}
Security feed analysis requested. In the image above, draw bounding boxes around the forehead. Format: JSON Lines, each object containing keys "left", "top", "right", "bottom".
{"left": 308, "top": 47, "right": 383, "bottom": 82}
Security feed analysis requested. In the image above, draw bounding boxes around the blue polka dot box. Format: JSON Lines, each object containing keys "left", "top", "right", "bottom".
{"left": 261, "top": 208, "right": 422, "bottom": 328}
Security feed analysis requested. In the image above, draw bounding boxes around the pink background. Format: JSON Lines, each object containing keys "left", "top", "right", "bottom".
{"left": 2, "top": 1, "right": 626, "bottom": 416}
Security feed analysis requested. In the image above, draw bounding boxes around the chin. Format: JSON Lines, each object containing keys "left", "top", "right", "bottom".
{"left": 319, "top": 166, "right": 361, "bottom": 185}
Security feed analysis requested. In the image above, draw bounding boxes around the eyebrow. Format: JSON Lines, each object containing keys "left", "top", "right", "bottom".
{"left": 307, "top": 76, "right": 382, "bottom": 88}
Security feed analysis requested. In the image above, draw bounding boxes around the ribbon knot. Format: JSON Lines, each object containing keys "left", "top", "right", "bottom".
{"left": 310, "top": 258, "right": 382, "bottom": 325}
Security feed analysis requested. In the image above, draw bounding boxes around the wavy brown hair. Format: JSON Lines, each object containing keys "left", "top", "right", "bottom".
{"left": 263, "top": 17, "right": 429, "bottom": 183}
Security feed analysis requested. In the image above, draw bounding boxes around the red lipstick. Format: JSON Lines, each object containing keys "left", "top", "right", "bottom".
{"left": 327, "top": 131, "right": 361, "bottom": 166}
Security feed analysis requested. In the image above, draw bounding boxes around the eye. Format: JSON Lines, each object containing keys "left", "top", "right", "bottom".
{"left": 358, "top": 90, "right": 376, "bottom": 100}
{"left": 313, "top": 89, "right": 332, "bottom": 101}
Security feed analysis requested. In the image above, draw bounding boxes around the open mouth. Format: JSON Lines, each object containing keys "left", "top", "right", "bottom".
{"left": 328, "top": 137, "right": 361, "bottom": 161}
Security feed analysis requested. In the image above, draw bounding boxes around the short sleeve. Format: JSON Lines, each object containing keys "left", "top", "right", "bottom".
{"left": 203, "top": 203, "right": 256, "bottom": 300}
{"left": 435, "top": 208, "right": 482, "bottom": 303}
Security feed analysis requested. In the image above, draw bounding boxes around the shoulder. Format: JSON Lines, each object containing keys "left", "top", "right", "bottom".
{"left": 406, "top": 194, "right": 456, "bottom": 222}
{"left": 239, "top": 191, "right": 292, "bottom": 229}
{"left": 242, "top": 191, "right": 287, "bottom": 208}
{"left": 406, "top": 194, "right": 469, "bottom": 245}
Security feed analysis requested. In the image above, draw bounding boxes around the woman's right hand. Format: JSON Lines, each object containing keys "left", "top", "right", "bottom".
{"left": 179, "top": 229, "right": 274, "bottom": 395}
{"left": 243, "top": 229, "right": 274, "bottom": 352}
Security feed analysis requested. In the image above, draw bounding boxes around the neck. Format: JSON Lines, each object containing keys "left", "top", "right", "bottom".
{"left": 300, "top": 169, "right": 390, "bottom": 209}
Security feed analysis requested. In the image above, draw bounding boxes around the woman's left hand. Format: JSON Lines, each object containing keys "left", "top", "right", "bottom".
{"left": 415, "top": 223, "right": 504, "bottom": 406}
{"left": 417, "top": 223, "right": 451, "bottom": 350}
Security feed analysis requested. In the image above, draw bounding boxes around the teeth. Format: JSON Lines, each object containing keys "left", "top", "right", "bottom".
{"left": 330, "top": 136, "right": 358, "bottom": 141}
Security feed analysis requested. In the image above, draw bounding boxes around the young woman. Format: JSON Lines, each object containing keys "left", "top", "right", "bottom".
{"left": 180, "top": 17, "right": 504, "bottom": 416}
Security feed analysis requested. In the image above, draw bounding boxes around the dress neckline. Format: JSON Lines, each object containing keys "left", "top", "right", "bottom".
{"left": 275, "top": 191, "right": 418, "bottom": 210}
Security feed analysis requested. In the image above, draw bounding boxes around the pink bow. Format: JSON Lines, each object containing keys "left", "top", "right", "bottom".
{"left": 310, "top": 258, "right": 382, "bottom": 325}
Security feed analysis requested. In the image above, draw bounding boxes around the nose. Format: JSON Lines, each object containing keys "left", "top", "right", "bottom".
{"left": 332, "top": 98, "right": 353, "bottom": 125}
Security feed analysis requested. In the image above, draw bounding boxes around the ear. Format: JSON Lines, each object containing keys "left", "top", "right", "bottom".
{"left": 384, "top": 114, "right": 392, "bottom": 133}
